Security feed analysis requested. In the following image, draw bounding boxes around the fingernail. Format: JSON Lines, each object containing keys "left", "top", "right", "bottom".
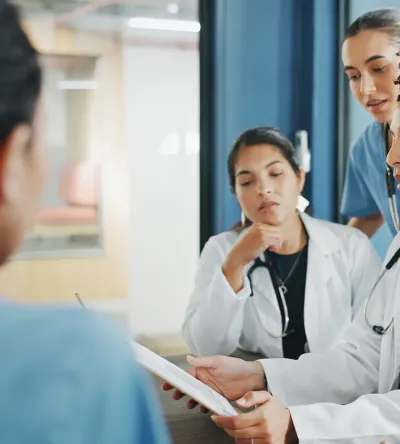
{"left": 237, "top": 398, "right": 247, "bottom": 406}
{"left": 211, "top": 415, "right": 216, "bottom": 421}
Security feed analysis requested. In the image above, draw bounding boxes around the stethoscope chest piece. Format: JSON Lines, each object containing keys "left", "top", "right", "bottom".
{"left": 372, "top": 325, "right": 385, "bottom": 335}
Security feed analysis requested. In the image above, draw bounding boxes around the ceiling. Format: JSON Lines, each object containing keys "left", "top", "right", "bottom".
{"left": 12, "top": 0, "right": 198, "bottom": 21}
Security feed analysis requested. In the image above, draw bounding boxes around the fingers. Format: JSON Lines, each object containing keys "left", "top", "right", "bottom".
{"left": 160, "top": 383, "right": 186, "bottom": 400}
{"left": 211, "top": 393, "right": 271, "bottom": 431}
{"left": 236, "top": 391, "right": 272, "bottom": 408}
{"left": 255, "top": 224, "right": 282, "bottom": 250}
{"left": 225, "top": 425, "right": 260, "bottom": 439}
{"left": 265, "top": 236, "right": 281, "bottom": 252}
{"left": 186, "top": 398, "right": 211, "bottom": 413}
{"left": 186, "top": 354, "right": 219, "bottom": 369}
{"left": 161, "top": 382, "right": 173, "bottom": 391}
{"left": 186, "top": 398, "right": 199, "bottom": 409}
{"left": 172, "top": 390, "right": 186, "bottom": 400}
{"left": 211, "top": 408, "right": 262, "bottom": 431}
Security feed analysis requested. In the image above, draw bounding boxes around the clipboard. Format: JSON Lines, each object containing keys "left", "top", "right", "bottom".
{"left": 131, "top": 341, "right": 238, "bottom": 417}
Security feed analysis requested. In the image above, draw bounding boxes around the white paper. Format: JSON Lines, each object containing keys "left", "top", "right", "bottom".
{"left": 131, "top": 341, "right": 238, "bottom": 417}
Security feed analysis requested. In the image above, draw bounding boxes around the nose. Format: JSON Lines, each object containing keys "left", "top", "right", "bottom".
{"left": 360, "top": 72, "right": 376, "bottom": 96}
{"left": 387, "top": 137, "right": 400, "bottom": 174}
{"left": 257, "top": 179, "right": 273, "bottom": 196}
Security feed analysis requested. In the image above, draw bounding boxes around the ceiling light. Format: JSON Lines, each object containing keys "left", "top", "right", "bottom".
{"left": 128, "top": 17, "right": 200, "bottom": 33}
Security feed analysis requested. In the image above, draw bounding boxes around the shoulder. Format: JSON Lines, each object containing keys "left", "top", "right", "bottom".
{"left": 349, "top": 121, "right": 382, "bottom": 161}
{"left": 0, "top": 303, "right": 161, "bottom": 442}
{"left": 311, "top": 217, "right": 372, "bottom": 247}
{"left": 0, "top": 303, "right": 133, "bottom": 380}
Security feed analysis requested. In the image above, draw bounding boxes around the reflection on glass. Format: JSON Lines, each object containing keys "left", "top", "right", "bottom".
{"left": 18, "top": 54, "right": 102, "bottom": 255}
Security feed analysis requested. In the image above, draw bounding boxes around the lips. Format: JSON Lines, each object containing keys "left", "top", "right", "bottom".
{"left": 367, "top": 99, "right": 386, "bottom": 106}
{"left": 366, "top": 99, "right": 387, "bottom": 112}
{"left": 394, "top": 172, "right": 400, "bottom": 190}
{"left": 259, "top": 201, "right": 279, "bottom": 211}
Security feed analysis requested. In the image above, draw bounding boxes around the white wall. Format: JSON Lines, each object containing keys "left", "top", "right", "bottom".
{"left": 124, "top": 43, "right": 199, "bottom": 337}
{"left": 40, "top": 65, "right": 67, "bottom": 208}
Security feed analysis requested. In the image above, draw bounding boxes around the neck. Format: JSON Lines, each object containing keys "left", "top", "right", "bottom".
{"left": 275, "top": 212, "right": 307, "bottom": 255}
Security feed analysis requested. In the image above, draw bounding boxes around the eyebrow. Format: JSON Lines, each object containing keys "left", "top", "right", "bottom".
{"left": 236, "top": 160, "right": 282, "bottom": 176}
{"left": 344, "top": 55, "right": 386, "bottom": 72}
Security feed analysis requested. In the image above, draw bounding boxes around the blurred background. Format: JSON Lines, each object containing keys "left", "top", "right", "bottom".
{"left": 1, "top": 0, "right": 396, "bottom": 354}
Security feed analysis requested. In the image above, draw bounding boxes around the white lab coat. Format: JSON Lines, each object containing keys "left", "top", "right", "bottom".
{"left": 182, "top": 213, "right": 382, "bottom": 357}
{"left": 260, "top": 233, "right": 400, "bottom": 443}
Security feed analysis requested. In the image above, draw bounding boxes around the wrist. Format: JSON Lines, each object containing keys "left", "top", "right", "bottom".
{"left": 249, "top": 361, "right": 266, "bottom": 391}
{"left": 223, "top": 251, "right": 245, "bottom": 273}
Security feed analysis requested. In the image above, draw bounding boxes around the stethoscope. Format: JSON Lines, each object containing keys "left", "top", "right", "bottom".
{"left": 364, "top": 245, "right": 400, "bottom": 335}
{"left": 246, "top": 252, "right": 300, "bottom": 339}
{"left": 364, "top": 125, "right": 400, "bottom": 334}
{"left": 384, "top": 124, "right": 400, "bottom": 232}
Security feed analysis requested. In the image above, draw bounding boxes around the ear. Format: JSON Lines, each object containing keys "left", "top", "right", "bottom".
{"left": 298, "top": 166, "right": 306, "bottom": 193}
{"left": 0, "top": 124, "right": 32, "bottom": 204}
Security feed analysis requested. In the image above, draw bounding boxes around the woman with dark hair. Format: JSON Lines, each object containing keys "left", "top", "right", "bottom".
{"left": 0, "top": 1, "right": 170, "bottom": 442}
{"left": 341, "top": 8, "right": 400, "bottom": 238}
{"left": 182, "top": 126, "right": 381, "bottom": 360}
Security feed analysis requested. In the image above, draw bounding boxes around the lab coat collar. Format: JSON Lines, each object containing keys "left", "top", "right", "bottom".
{"left": 299, "top": 212, "right": 340, "bottom": 256}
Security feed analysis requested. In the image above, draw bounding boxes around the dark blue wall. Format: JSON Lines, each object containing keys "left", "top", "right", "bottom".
{"left": 311, "top": 0, "right": 338, "bottom": 221}
{"left": 201, "top": 0, "right": 338, "bottom": 239}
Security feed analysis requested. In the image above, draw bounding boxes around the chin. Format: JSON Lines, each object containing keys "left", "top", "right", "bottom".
{"left": 367, "top": 107, "right": 394, "bottom": 124}
{"left": 258, "top": 215, "right": 282, "bottom": 226}
{"left": 369, "top": 114, "right": 387, "bottom": 123}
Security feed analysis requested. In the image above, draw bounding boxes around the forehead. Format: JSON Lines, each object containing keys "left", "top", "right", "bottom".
{"left": 342, "top": 29, "right": 397, "bottom": 66}
{"left": 236, "top": 144, "right": 284, "bottom": 168}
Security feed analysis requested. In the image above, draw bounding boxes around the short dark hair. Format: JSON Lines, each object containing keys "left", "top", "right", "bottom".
{"left": 227, "top": 127, "right": 300, "bottom": 192}
{"left": 345, "top": 8, "right": 400, "bottom": 45}
{"left": 0, "top": 0, "right": 42, "bottom": 145}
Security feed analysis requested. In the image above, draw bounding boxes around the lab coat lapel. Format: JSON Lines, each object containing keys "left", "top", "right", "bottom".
{"left": 301, "top": 214, "right": 337, "bottom": 352}
{"left": 395, "top": 309, "right": 400, "bottom": 389}
{"left": 393, "top": 256, "right": 400, "bottom": 388}
{"left": 387, "top": 278, "right": 400, "bottom": 390}
{"left": 379, "top": 288, "right": 397, "bottom": 392}
{"left": 378, "top": 235, "right": 400, "bottom": 392}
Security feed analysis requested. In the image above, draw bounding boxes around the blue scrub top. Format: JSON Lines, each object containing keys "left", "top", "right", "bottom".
{"left": 341, "top": 120, "right": 400, "bottom": 238}
{"left": 0, "top": 301, "right": 171, "bottom": 444}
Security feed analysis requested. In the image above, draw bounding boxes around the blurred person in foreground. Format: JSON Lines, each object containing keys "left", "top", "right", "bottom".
{"left": 0, "top": 1, "right": 170, "bottom": 442}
